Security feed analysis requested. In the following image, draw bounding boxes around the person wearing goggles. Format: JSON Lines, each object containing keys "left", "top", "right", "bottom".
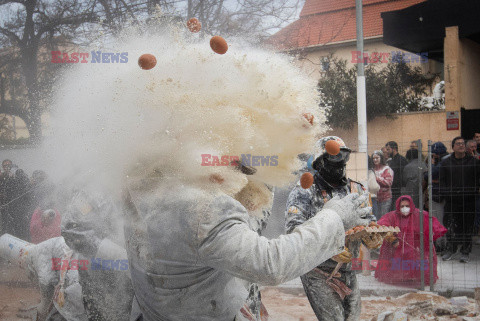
{"left": 323, "top": 149, "right": 351, "bottom": 163}
{"left": 312, "top": 136, "right": 352, "bottom": 186}
{"left": 286, "top": 136, "right": 376, "bottom": 321}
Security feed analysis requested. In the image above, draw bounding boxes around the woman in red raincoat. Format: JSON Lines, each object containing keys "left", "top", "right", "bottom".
{"left": 29, "top": 206, "right": 61, "bottom": 244}
{"left": 374, "top": 195, "right": 447, "bottom": 286}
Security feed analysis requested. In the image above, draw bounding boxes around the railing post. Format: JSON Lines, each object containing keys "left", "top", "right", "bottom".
{"left": 428, "top": 140, "right": 434, "bottom": 291}
{"left": 418, "top": 139, "right": 424, "bottom": 290}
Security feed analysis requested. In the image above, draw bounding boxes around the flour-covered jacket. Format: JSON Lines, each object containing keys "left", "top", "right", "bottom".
{"left": 125, "top": 181, "right": 345, "bottom": 321}
{"left": 286, "top": 173, "right": 374, "bottom": 271}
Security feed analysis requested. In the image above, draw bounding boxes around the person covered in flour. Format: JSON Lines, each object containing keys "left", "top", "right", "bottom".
{"left": 46, "top": 29, "right": 373, "bottom": 320}
{"left": 6, "top": 179, "right": 133, "bottom": 321}
{"left": 12, "top": 235, "right": 87, "bottom": 321}
{"left": 60, "top": 179, "right": 134, "bottom": 321}
{"left": 285, "top": 136, "right": 381, "bottom": 321}
{"left": 124, "top": 162, "right": 371, "bottom": 321}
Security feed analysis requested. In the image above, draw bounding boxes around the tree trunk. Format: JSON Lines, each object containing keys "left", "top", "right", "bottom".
{"left": 22, "top": 0, "right": 42, "bottom": 144}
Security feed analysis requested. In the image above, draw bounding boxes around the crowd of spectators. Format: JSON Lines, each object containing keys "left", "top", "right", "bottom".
{"left": 369, "top": 133, "right": 480, "bottom": 268}
{"left": 0, "top": 159, "right": 60, "bottom": 244}
{"left": 1, "top": 133, "right": 479, "bottom": 292}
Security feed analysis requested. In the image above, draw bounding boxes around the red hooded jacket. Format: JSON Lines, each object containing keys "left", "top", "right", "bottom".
{"left": 374, "top": 195, "right": 447, "bottom": 286}
{"left": 29, "top": 207, "right": 61, "bottom": 244}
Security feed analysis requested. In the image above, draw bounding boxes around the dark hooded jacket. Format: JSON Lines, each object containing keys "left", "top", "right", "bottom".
{"left": 388, "top": 153, "right": 408, "bottom": 195}
{"left": 423, "top": 142, "right": 449, "bottom": 203}
{"left": 402, "top": 151, "right": 425, "bottom": 208}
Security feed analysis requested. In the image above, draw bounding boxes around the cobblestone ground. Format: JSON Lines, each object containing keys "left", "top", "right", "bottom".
{"left": 0, "top": 262, "right": 41, "bottom": 321}
{"left": 1, "top": 261, "right": 478, "bottom": 321}
{"left": 260, "top": 287, "right": 479, "bottom": 321}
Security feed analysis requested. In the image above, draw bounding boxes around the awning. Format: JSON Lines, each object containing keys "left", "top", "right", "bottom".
{"left": 381, "top": 0, "right": 480, "bottom": 62}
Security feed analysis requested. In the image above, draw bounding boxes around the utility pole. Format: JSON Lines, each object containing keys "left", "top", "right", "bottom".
{"left": 356, "top": 0, "right": 368, "bottom": 182}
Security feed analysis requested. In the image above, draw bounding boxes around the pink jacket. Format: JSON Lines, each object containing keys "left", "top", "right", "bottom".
{"left": 374, "top": 165, "right": 393, "bottom": 202}
{"left": 30, "top": 208, "right": 61, "bottom": 244}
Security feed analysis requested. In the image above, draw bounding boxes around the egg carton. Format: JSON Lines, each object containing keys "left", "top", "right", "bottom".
{"left": 345, "top": 225, "right": 400, "bottom": 241}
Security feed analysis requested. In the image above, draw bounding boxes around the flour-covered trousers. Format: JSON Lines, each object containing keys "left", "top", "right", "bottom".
{"left": 300, "top": 269, "right": 360, "bottom": 321}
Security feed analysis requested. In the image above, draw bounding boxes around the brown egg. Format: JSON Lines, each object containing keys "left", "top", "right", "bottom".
{"left": 325, "top": 140, "right": 340, "bottom": 156}
{"left": 302, "top": 113, "right": 314, "bottom": 126}
{"left": 300, "top": 172, "right": 314, "bottom": 189}
{"left": 187, "top": 18, "right": 201, "bottom": 33}
{"left": 210, "top": 36, "right": 228, "bottom": 55}
{"left": 138, "top": 54, "right": 157, "bottom": 70}
{"left": 354, "top": 225, "right": 365, "bottom": 232}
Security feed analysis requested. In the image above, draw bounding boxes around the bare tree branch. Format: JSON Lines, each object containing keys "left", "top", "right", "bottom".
{"left": 0, "top": 0, "right": 24, "bottom": 5}
{"left": 0, "top": 0, "right": 304, "bottom": 142}
{"left": 36, "top": 12, "right": 97, "bottom": 39}
{"left": 0, "top": 26, "right": 22, "bottom": 45}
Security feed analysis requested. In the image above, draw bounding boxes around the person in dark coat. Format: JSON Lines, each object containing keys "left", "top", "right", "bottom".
{"left": 474, "top": 132, "right": 480, "bottom": 154}
{"left": 29, "top": 170, "right": 54, "bottom": 210}
{"left": 0, "top": 161, "right": 30, "bottom": 239}
{"left": 385, "top": 141, "right": 408, "bottom": 211}
{"left": 439, "top": 137, "right": 480, "bottom": 263}
{"left": 423, "top": 142, "right": 449, "bottom": 252}
{"left": 0, "top": 159, "right": 14, "bottom": 234}
{"left": 402, "top": 149, "right": 426, "bottom": 208}
{"left": 8, "top": 169, "right": 32, "bottom": 240}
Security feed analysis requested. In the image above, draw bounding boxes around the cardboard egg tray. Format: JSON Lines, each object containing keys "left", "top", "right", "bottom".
{"left": 345, "top": 225, "right": 400, "bottom": 241}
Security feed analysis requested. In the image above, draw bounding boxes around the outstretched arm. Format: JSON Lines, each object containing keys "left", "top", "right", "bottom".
{"left": 197, "top": 195, "right": 345, "bottom": 286}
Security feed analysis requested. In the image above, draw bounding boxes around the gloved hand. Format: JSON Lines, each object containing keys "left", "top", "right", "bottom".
{"left": 322, "top": 193, "right": 371, "bottom": 230}
{"left": 362, "top": 233, "right": 383, "bottom": 249}
{"left": 332, "top": 247, "right": 352, "bottom": 263}
{"left": 384, "top": 232, "right": 397, "bottom": 243}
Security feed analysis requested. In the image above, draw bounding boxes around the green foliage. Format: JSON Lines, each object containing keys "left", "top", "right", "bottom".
{"left": 0, "top": 136, "right": 30, "bottom": 147}
{"left": 0, "top": 115, "right": 29, "bottom": 146}
{"left": 0, "top": 115, "right": 14, "bottom": 140}
{"left": 318, "top": 55, "right": 439, "bottom": 129}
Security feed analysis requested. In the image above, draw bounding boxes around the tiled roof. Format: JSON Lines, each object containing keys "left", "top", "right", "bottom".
{"left": 300, "top": 0, "right": 385, "bottom": 17}
{"left": 268, "top": 0, "right": 426, "bottom": 50}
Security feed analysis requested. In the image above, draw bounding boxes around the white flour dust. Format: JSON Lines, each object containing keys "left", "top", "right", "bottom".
{"left": 45, "top": 24, "right": 327, "bottom": 195}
